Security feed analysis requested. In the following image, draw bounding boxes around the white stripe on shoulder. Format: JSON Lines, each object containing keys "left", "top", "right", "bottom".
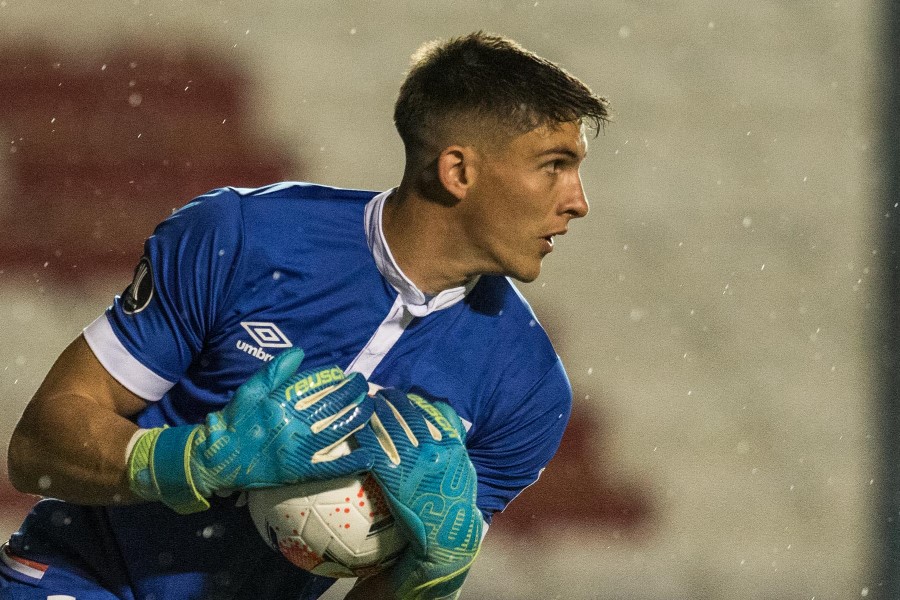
{"left": 83, "top": 314, "right": 175, "bottom": 401}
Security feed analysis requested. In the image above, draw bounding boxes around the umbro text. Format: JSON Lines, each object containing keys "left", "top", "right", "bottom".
{"left": 236, "top": 339, "right": 274, "bottom": 362}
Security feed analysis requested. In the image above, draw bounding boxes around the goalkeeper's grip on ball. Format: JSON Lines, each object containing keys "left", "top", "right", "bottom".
{"left": 126, "top": 348, "right": 375, "bottom": 515}
{"left": 356, "top": 389, "right": 483, "bottom": 600}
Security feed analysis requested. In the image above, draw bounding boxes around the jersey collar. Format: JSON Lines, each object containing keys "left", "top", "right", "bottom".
{"left": 365, "top": 189, "right": 478, "bottom": 317}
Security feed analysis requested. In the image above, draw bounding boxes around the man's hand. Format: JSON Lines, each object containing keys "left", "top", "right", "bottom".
{"left": 355, "top": 388, "right": 482, "bottom": 599}
{"left": 127, "top": 348, "right": 374, "bottom": 514}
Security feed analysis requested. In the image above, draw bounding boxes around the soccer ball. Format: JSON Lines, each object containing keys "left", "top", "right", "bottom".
{"left": 248, "top": 473, "right": 407, "bottom": 578}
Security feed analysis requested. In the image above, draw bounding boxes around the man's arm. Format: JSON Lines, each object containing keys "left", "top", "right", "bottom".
{"left": 7, "top": 334, "right": 148, "bottom": 505}
{"left": 9, "top": 336, "right": 376, "bottom": 516}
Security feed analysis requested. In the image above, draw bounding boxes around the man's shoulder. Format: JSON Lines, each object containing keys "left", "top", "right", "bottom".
{"left": 170, "top": 181, "right": 373, "bottom": 222}
{"left": 229, "top": 181, "right": 378, "bottom": 207}
{"left": 167, "top": 182, "right": 377, "bottom": 226}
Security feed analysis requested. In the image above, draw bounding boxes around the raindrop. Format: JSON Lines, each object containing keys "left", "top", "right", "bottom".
{"left": 50, "top": 510, "right": 71, "bottom": 526}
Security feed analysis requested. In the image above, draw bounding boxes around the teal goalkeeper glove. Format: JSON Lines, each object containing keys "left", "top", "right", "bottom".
{"left": 355, "top": 388, "right": 482, "bottom": 600}
{"left": 127, "top": 348, "right": 374, "bottom": 514}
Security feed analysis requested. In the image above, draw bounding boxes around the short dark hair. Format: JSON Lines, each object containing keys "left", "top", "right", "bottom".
{"left": 394, "top": 31, "right": 610, "bottom": 156}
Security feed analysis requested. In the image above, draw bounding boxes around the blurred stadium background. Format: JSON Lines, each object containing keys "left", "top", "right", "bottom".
{"left": 0, "top": 1, "right": 888, "bottom": 598}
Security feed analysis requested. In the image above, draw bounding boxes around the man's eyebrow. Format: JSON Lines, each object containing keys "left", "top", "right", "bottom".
{"left": 535, "top": 146, "right": 587, "bottom": 160}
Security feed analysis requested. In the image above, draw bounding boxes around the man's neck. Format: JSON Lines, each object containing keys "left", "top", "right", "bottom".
{"left": 381, "top": 183, "right": 473, "bottom": 296}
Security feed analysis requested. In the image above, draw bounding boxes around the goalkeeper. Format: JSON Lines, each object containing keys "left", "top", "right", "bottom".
{"left": 3, "top": 32, "right": 609, "bottom": 599}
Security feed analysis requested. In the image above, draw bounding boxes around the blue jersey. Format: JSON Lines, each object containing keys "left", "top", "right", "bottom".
{"left": 2, "top": 183, "right": 572, "bottom": 599}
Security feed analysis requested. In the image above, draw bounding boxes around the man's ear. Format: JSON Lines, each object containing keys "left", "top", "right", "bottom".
{"left": 436, "top": 145, "right": 478, "bottom": 202}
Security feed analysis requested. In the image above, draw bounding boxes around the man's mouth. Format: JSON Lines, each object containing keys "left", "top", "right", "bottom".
{"left": 544, "top": 229, "right": 567, "bottom": 247}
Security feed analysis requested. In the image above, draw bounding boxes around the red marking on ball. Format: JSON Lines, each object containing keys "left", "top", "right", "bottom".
{"left": 279, "top": 539, "right": 325, "bottom": 572}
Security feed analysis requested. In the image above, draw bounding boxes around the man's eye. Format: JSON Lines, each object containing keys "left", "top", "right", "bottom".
{"left": 544, "top": 161, "right": 561, "bottom": 173}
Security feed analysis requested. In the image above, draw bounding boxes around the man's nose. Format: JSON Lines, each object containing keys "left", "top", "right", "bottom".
{"left": 563, "top": 176, "right": 589, "bottom": 218}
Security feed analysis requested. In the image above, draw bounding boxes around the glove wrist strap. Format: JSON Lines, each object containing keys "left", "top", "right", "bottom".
{"left": 152, "top": 425, "right": 209, "bottom": 514}
{"left": 128, "top": 426, "right": 210, "bottom": 515}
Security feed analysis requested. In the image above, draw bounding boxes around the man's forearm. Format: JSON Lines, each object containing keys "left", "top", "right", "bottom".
{"left": 8, "top": 391, "right": 141, "bottom": 505}
{"left": 7, "top": 335, "right": 147, "bottom": 506}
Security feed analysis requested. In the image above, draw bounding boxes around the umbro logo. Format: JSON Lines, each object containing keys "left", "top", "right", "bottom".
{"left": 240, "top": 322, "right": 292, "bottom": 348}
{"left": 237, "top": 321, "right": 292, "bottom": 362}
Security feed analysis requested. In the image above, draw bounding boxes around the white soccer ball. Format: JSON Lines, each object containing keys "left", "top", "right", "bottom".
{"left": 248, "top": 473, "right": 407, "bottom": 578}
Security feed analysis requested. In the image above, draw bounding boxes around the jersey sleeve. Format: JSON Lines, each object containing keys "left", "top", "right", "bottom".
{"left": 83, "top": 188, "right": 245, "bottom": 400}
{"left": 467, "top": 357, "right": 572, "bottom": 523}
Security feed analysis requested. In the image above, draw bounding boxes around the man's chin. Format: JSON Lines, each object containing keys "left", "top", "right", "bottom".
{"left": 508, "top": 265, "right": 542, "bottom": 283}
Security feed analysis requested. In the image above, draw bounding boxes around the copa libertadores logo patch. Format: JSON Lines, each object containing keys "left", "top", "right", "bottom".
{"left": 122, "top": 256, "right": 154, "bottom": 315}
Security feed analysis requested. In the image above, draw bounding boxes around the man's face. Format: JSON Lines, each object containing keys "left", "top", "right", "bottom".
{"left": 460, "top": 120, "right": 590, "bottom": 282}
